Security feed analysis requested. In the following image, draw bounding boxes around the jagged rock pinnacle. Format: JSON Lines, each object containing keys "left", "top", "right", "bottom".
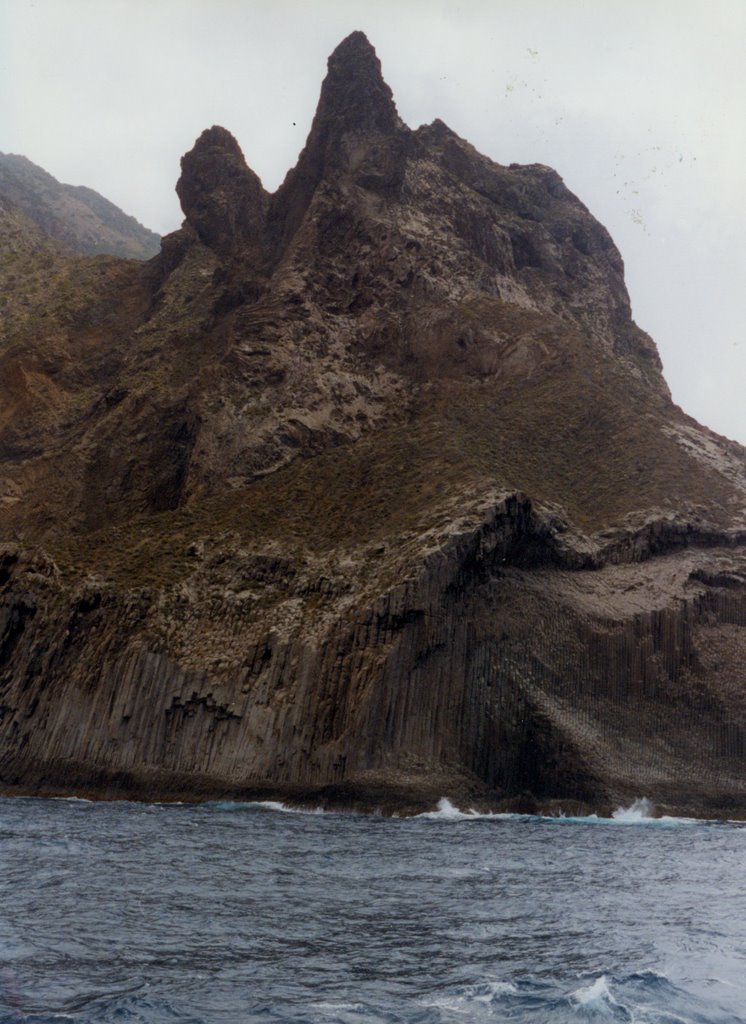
{"left": 173, "top": 35, "right": 400, "bottom": 261}
{"left": 176, "top": 126, "right": 267, "bottom": 254}
{"left": 268, "top": 32, "right": 404, "bottom": 250}
{"left": 317, "top": 31, "right": 399, "bottom": 135}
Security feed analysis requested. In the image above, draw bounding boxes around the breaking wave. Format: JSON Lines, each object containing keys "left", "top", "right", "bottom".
{"left": 204, "top": 799, "right": 325, "bottom": 815}
{"left": 612, "top": 796, "right": 656, "bottom": 821}
{"left": 416, "top": 796, "right": 700, "bottom": 826}
{"left": 422, "top": 969, "right": 735, "bottom": 1022}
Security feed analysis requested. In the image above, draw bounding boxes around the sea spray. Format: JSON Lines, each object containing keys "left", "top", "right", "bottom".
{"left": 569, "top": 975, "right": 625, "bottom": 1016}
{"left": 415, "top": 795, "right": 700, "bottom": 827}
{"left": 612, "top": 797, "right": 656, "bottom": 821}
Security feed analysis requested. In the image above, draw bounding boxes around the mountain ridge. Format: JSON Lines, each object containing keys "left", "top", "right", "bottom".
{"left": 0, "top": 151, "right": 161, "bottom": 259}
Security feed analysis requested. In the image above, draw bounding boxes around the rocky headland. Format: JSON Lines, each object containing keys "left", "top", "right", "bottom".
{"left": 2, "top": 33, "right": 746, "bottom": 817}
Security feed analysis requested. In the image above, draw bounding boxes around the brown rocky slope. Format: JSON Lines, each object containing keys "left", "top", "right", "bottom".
{"left": 2, "top": 33, "right": 746, "bottom": 816}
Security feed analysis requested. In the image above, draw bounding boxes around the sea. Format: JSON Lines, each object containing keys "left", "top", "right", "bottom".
{"left": 1, "top": 794, "right": 745, "bottom": 1024}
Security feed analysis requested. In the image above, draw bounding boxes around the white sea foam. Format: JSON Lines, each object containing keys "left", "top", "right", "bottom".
{"left": 251, "top": 800, "right": 298, "bottom": 813}
{"left": 209, "top": 800, "right": 315, "bottom": 815}
{"left": 418, "top": 796, "right": 660, "bottom": 826}
{"left": 415, "top": 797, "right": 514, "bottom": 820}
{"left": 420, "top": 979, "right": 518, "bottom": 1011}
{"left": 419, "top": 798, "right": 623, "bottom": 824}
{"left": 428, "top": 797, "right": 560, "bottom": 821}
{"left": 570, "top": 974, "right": 618, "bottom": 1013}
{"left": 242, "top": 800, "right": 325, "bottom": 815}
{"left": 472, "top": 980, "right": 519, "bottom": 1001}
{"left": 612, "top": 797, "right": 656, "bottom": 821}
{"left": 416, "top": 797, "right": 466, "bottom": 819}
{"left": 611, "top": 798, "right": 699, "bottom": 826}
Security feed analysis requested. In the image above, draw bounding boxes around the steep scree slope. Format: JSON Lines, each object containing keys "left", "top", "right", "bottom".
{"left": 2, "top": 33, "right": 746, "bottom": 815}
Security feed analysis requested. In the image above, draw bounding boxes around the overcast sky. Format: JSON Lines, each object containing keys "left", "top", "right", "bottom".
{"left": 2, "top": 0, "right": 745, "bottom": 443}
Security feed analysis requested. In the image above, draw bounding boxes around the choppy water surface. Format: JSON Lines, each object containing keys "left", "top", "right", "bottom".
{"left": 2, "top": 795, "right": 746, "bottom": 1023}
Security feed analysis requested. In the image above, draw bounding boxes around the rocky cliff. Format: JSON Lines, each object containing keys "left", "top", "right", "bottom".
{"left": 2, "top": 33, "right": 746, "bottom": 816}
{"left": 0, "top": 152, "right": 160, "bottom": 259}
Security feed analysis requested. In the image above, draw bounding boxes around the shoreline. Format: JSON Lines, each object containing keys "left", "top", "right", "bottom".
{"left": 2, "top": 776, "right": 745, "bottom": 823}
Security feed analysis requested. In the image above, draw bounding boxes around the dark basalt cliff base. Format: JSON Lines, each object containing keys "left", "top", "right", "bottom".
{"left": 4, "top": 502, "right": 746, "bottom": 820}
{"left": 2, "top": 34, "right": 746, "bottom": 819}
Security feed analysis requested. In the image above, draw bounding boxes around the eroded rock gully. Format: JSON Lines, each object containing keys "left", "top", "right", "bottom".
{"left": 2, "top": 34, "right": 746, "bottom": 815}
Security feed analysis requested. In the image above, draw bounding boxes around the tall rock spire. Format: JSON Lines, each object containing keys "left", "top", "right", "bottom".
{"left": 268, "top": 32, "right": 405, "bottom": 253}
{"left": 176, "top": 126, "right": 267, "bottom": 256}
{"left": 313, "top": 30, "right": 399, "bottom": 137}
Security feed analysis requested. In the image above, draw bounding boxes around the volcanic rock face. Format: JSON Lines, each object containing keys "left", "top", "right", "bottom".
{"left": 2, "top": 34, "right": 746, "bottom": 815}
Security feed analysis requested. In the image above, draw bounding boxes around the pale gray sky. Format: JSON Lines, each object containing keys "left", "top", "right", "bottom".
{"left": 2, "top": 0, "right": 745, "bottom": 442}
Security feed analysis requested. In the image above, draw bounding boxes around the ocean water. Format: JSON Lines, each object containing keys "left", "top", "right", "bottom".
{"left": 2, "top": 795, "right": 746, "bottom": 1023}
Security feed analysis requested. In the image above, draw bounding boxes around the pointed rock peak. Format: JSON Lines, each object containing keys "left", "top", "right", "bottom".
{"left": 429, "top": 118, "right": 455, "bottom": 134}
{"left": 267, "top": 32, "right": 403, "bottom": 252}
{"left": 316, "top": 30, "right": 398, "bottom": 135}
{"left": 328, "top": 30, "right": 377, "bottom": 66}
{"left": 176, "top": 125, "right": 267, "bottom": 255}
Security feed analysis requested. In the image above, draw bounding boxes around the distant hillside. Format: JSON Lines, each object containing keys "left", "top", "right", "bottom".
{"left": 0, "top": 152, "right": 160, "bottom": 259}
